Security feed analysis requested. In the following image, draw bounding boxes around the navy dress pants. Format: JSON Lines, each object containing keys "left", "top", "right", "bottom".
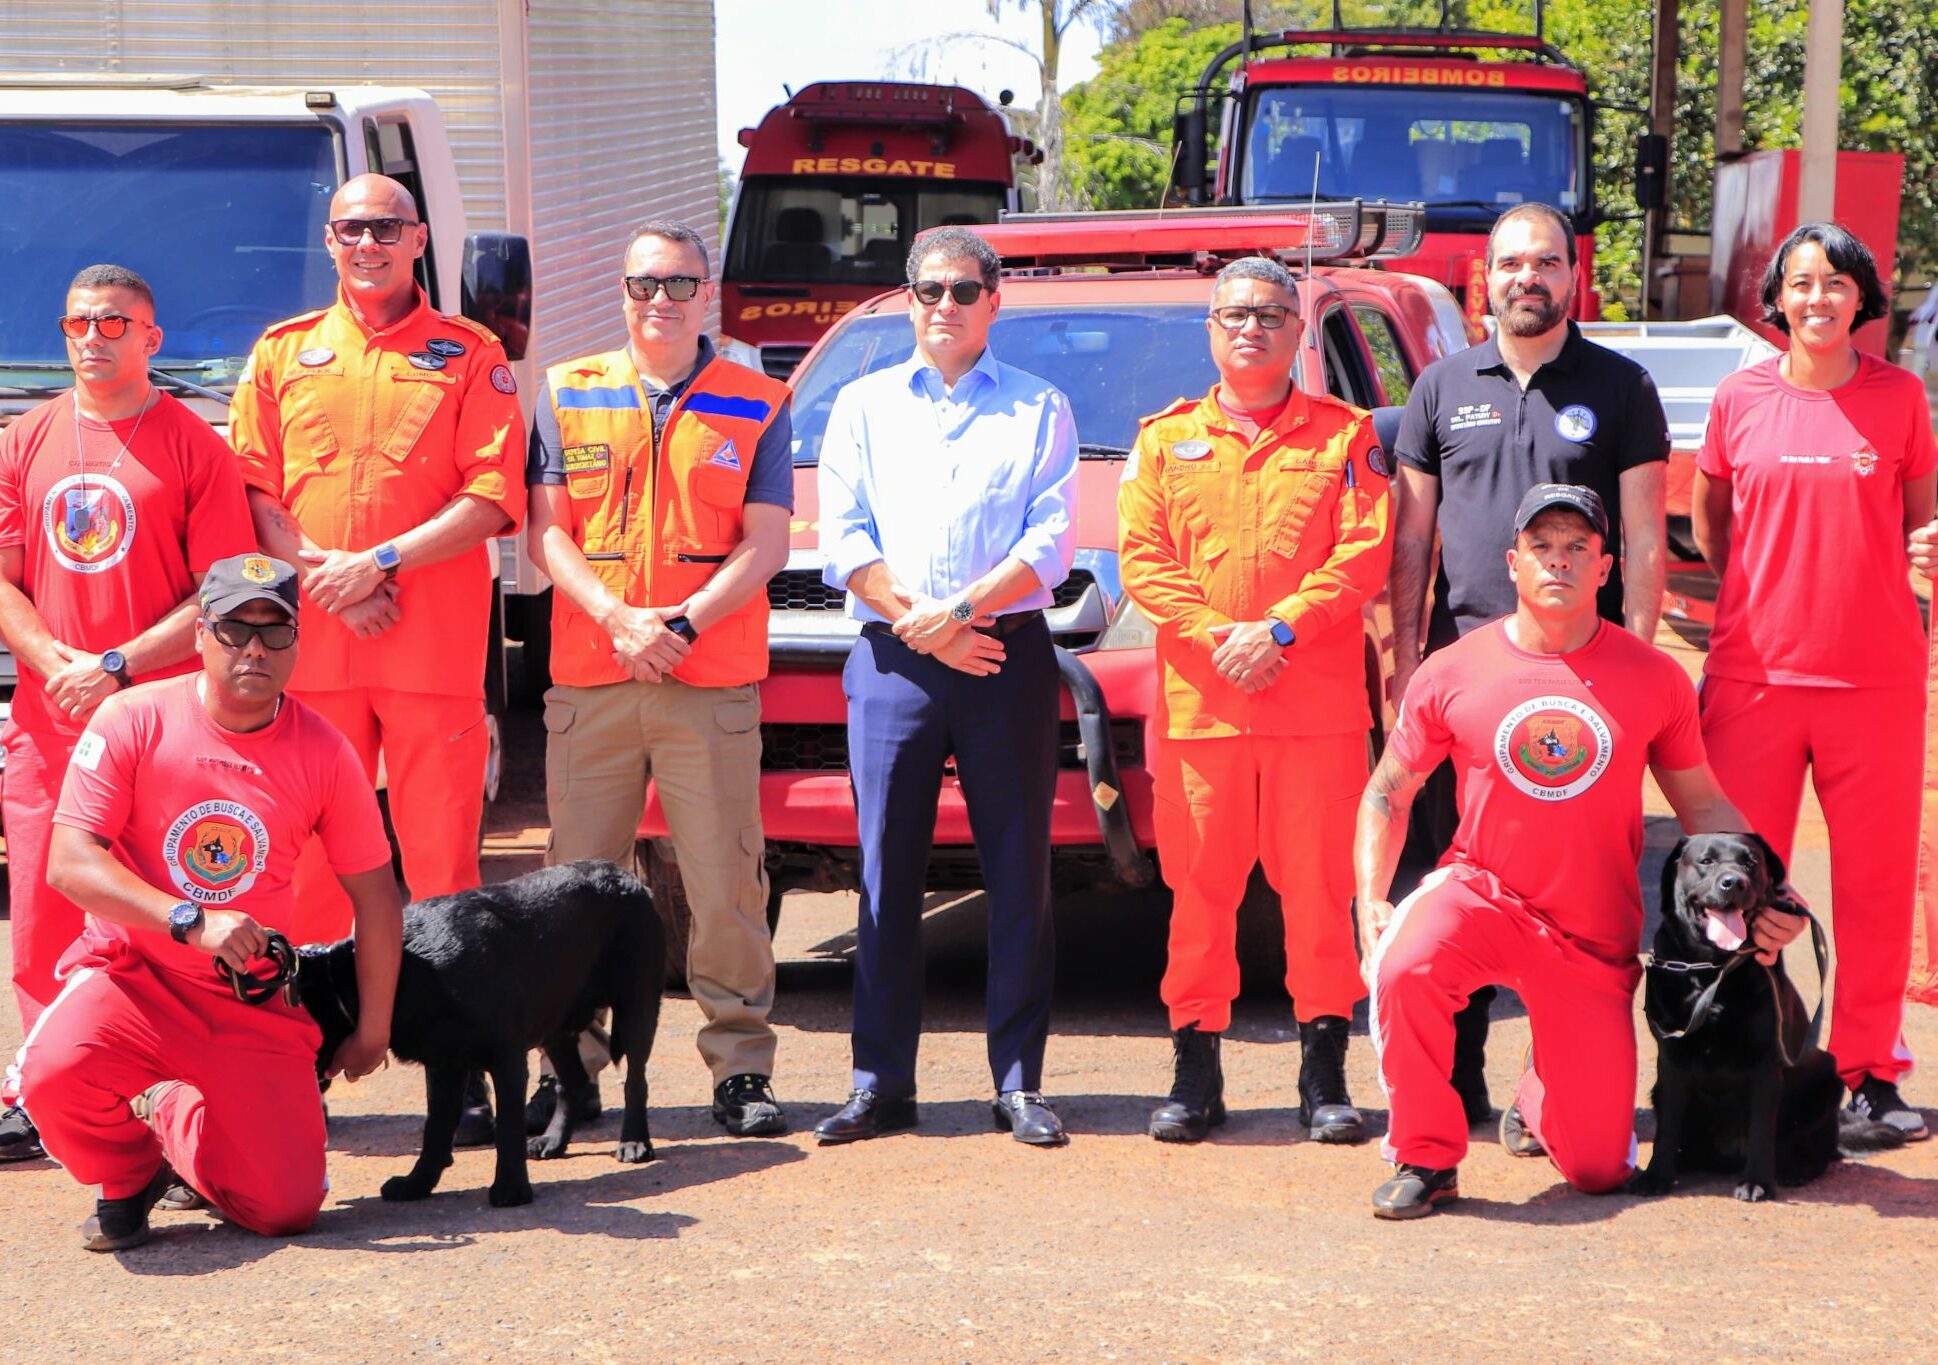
{"left": 842, "top": 616, "right": 1058, "bottom": 1096}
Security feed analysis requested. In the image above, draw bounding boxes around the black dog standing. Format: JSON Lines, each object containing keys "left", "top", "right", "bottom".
{"left": 1633, "top": 833, "right": 1847, "bottom": 1202}
{"left": 301, "top": 861, "right": 664, "bottom": 1207}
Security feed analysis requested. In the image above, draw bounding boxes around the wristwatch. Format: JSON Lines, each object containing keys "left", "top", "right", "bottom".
{"left": 1268, "top": 618, "right": 1296, "bottom": 649}
{"left": 371, "top": 542, "right": 403, "bottom": 577}
{"left": 101, "top": 648, "right": 132, "bottom": 689}
{"left": 167, "top": 901, "right": 204, "bottom": 945}
{"left": 948, "top": 597, "right": 978, "bottom": 626}
{"left": 664, "top": 615, "right": 699, "bottom": 644}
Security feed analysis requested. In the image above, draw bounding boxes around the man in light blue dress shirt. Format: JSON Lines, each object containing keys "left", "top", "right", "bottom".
{"left": 813, "top": 226, "right": 1079, "bottom": 1146}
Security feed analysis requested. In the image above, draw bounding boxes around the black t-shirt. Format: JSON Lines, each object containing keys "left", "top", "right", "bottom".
{"left": 1397, "top": 322, "right": 1668, "bottom": 650}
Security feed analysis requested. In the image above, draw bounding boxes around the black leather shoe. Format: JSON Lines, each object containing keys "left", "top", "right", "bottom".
{"left": 452, "top": 1071, "right": 494, "bottom": 1148}
{"left": 713, "top": 1074, "right": 788, "bottom": 1137}
{"left": 524, "top": 1074, "right": 602, "bottom": 1135}
{"left": 991, "top": 1090, "right": 1067, "bottom": 1146}
{"left": 814, "top": 1089, "right": 918, "bottom": 1144}
{"left": 0, "top": 1103, "right": 45, "bottom": 1162}
{"left": 1372, "top": 1164, "right": 1460, "bottom": 1220}
{"left": 81, "top": 1164, "right": 176, "bottom": 1252}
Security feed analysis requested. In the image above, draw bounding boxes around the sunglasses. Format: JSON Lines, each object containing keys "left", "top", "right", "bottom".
{"left": 623, "top": 274, "right": 703, "bottom": 302}
{"left": 1209, "top": 305, "right": 1292, "bottom": 331}
{"left": 910, "top": 279, "right": 988, "bottom": 307}
{"left": 58, "top": 314, "right": 148, "bottom": 341}
{"left": 328, "top": 217, "right": 417, "bottom": 246}
{"left": 205, "top": 617, "right": 298, "bottom": 651}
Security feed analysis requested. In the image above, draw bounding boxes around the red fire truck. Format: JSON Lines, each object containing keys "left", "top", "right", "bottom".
{"left": 1171, "top": 9, "right": 1614, "bottom": 332}
{"left": 720, "top": 81, "right": 1039, "bottom": 379}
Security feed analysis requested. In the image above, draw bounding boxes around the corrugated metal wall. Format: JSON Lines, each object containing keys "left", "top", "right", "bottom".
{"left": 526, "top": 0, "right": 720, "bottom": 361}
{"left": 0, "top": 0, "right": 721, "bottom": 368}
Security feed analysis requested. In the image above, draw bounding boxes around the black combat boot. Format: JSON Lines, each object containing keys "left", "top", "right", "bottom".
{"left": 1149, "top": 1024, "right": 1225, "bottom": 1143}
{"left": 1297, "top": 1015, "right": 1366, "bottom": 1144}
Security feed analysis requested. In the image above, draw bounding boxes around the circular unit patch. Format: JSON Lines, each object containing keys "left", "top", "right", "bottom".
{"left": 1493, "top": 695, "right": 1612, "bottom": 802}
{"left": 1554, "top": 404, "right": 1597, "bottom": 442}
{"left": 164, "top": 800, "right": 270, "bottom": 904}
{"left": 42, "top": 473, "right": 137, "bottom": 573}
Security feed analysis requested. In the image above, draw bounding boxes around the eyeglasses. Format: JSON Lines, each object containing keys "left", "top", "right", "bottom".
{"left": 58, "top": 314, "right": 148, "bottom": 341}
{"left": 204, "top": 617, "right": 298, "bottom": 651}
{"left": 910, "top": 279, "right": 988, "bottom": 307}
{"left": 328, "top": 217, "right": 417, "bottom": 246}
{"left": 1210, "top": 305, "right": 1292, "bottom": 331}
{"left": 623, "top": 274, "right": 703, "bottom": 302}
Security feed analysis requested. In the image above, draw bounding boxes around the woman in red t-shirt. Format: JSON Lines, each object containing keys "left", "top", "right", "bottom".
{"left": 1693, "top": 222, "right": 1938, "bottom": 1140}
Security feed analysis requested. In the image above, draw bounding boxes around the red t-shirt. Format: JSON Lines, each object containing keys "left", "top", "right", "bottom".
{"left": 1388, "top": 618, "right": 1707, "bottom": 962}
{"left": 53, "top": 675, "right": 392, "bottom": 985}
{"left": 0, "top": 392, "right": 256, "bottom": 738}
{"left": 1697, "top": 354, "right": 1938, "bottom": 688}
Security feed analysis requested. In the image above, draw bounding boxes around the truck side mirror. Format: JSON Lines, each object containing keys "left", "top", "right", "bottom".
{"left": 1172, "top": 106, "right": 1208, "bottom": 206}
{"left": 1634, "top": 133, "right": 1669, "bottom": 213}
{"left": 462, "top": 231, "right": 533, "bottom": 362}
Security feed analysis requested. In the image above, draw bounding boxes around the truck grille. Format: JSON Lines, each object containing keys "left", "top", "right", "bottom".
{"left": 760, "top": 345, "right": 809, "bottom": 379}
{"left": 759, "top": 717, "right": 1142, "bottom": 773}
{"left": 767, "top": 567, "right": 1095, "bottom": 613}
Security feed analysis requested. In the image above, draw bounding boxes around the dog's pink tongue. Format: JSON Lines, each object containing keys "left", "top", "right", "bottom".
{"left": 1705, "top": 910, "right": 1749, "bottom": 952}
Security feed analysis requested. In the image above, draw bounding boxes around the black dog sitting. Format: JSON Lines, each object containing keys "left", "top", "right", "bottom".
{"left": 300, "top": 860, "right": 663, "bottom": 1207}
{"left": 1631, "top": 832, "right": 1841, "bottom": 1203}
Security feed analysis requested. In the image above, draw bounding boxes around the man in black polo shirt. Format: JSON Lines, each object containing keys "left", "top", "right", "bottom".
{"left": 1387, "top": 202, "right": 1669, "bottom": 1124}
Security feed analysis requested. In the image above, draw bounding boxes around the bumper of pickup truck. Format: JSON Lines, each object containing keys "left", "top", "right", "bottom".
{"left": 637, "top": 645, "right": 1159, "bottom": 880}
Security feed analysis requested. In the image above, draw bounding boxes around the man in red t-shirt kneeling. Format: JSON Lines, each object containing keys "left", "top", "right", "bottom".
{"left": 1353, "top": 485, "right": 1803, "bottom": 1219}
{"left": 17, "top": 555, "right": 402, "bottom": 1252}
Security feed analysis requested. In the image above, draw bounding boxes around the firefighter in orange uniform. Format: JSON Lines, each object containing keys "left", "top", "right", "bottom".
{"left": 1118, "top": 256, "right": 1393, "bottom": 1146}
{"left": 228, "top": 172, "right": 525, "bottom": 958}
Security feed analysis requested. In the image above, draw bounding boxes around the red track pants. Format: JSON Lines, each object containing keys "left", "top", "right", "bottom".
{"left": 16, "top": 942, "right": 326, "bottom": 1234}
{"left": 2, "top": 722, "right": 85, "bottom": 1045}
{"left": 1155, "top": 732, "right": 1368, "bottom": 1031}
{"left": 289, "top": 686, "right": 486, "bottom": 944}
{"left": 1371, "top": 868, "right": 1640, "bottom": 1191}
{"left": 1702, "top": 676, "right": 1921, "bottom": 1088}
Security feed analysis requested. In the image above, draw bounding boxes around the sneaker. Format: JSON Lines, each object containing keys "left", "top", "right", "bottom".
{"left": 1499, "top": 1099, "right": 1546, "bottom": 1157}
{"left": 1372, "top": 1164, "right": 1460, "bottom": 1220}
{"left": 80, "top": 1164, "right": 176, "bottom": 1252}
{"left": 1848, "top": 1077, "right": 1929, "bottom": 1142}
{"left": 712, "top": 1074, "right": 787, "bottom": 1137}
{"left": 524, "top": 1074, "right": 603, "bottom": 1135}
{"left": 0, "top": 1103, "right": 44, "bottom": 1162}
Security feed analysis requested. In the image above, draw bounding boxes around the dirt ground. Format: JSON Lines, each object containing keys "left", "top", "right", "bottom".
{"left": 5, "top": 614, "right": 1938, "bottom": 1361}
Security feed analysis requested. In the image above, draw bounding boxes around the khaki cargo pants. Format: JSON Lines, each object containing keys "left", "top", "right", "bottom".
{"left": 543, "top": 677, "right": 776, "bottom": 1082}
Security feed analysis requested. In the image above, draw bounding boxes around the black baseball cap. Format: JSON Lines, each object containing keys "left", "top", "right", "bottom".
{"left": 1513, "top": 483, "right": 1608, "bottom": 539}
{"left": 201, "top": 554, "right": 301, "bottom": 618}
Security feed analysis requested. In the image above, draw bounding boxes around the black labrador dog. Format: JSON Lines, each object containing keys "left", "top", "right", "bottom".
{"left": 300, "top": 860, "right": 663, "bottom": 1207}
{"left": 1631, "top": 832, "right": 1840, "bottom": 1202}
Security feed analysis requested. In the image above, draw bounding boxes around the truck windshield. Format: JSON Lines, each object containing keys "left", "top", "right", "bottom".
{"left": 0, "top": 121, "right": 339, "bottom": 388}
{"left": 788, "top": 305, "right": 1220, "bottom": 464}
{"left": 1241, "top": 86, "right": 1583, "bottom": 217}
{"left": 726, "top": 177, "right": 1008, "bottom": 287}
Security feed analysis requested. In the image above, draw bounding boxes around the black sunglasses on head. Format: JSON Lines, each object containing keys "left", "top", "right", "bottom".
{"left": 204, "top": 617, "right": 298, "bottom": 651}
{"left": 328, "top": 217, "right": 418, "bottom": 246}
{"left": 623, "top": 274, "right": 703, "bottom": 302}
{"left": 910, "top": 279, "right": 988, "bottom": 307}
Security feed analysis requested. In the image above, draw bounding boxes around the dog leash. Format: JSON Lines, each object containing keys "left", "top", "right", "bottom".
{"left": 215, "top": 929, "right": 301, "bottom": 1007}
{"left": 1646, "top": 909, "right": 1830, "bottom": 1067}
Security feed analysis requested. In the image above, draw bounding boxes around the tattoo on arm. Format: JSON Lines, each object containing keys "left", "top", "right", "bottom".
{"left": 1362, "top": 748, "right": 1421, "bottom": 819}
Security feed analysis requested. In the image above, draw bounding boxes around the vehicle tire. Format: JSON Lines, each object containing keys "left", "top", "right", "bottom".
{"left": 639, "top": 840, "right": 692, "bottom": 990}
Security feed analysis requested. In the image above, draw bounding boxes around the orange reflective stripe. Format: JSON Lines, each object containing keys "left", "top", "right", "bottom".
{"left": 546, "top": 352, "right": 788, "bottom": 688}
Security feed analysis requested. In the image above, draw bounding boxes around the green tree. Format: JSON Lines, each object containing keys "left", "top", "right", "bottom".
{"left": 1063, "top": 16, "right": 1241, "bottom": 207}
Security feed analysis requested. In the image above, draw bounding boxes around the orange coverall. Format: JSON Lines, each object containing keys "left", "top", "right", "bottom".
{"left": 1118, "top": 385, "right": 1393, "bottom": 1030}
{"left": 229, "top": 289, "right": 526, "bottom": 941}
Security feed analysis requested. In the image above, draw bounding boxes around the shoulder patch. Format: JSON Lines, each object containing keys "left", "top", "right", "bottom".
{"left": 490, "top": 365, "right": 517, "bottom": 395}
{"left": 1366, "top": 444, "right": 1391, "bottom": 477}
{"left": 73, "top": 729, "right": 106, "bottom": 772}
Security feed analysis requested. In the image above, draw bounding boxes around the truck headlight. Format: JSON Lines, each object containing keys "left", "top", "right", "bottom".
{"left": 1094, "top": 599, "right": 1157, "bottom": 651}
{"left": 718, "top": 336, "right": 763, "bottom": 371}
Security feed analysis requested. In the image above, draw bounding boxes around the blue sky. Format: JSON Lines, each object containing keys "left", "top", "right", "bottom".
{"left": 714, "top": 0, "right": 1104, "bottom": 169}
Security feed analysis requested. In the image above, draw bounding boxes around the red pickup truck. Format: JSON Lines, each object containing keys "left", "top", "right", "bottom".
{"left": 641, "top": 203, "right": 1470, "bottom": 967}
